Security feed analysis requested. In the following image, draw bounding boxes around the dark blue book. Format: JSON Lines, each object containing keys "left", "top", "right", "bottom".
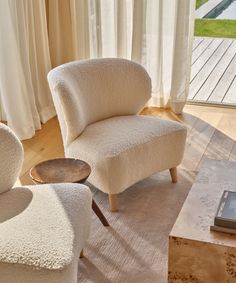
{"left": 214, "top": 190, "right": 236, "bottom": 229}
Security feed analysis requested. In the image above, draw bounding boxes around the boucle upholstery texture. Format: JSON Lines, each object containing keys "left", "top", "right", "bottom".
{"left": 47, "top": 58, "right": 151, "bottom": 146}
{"left": 66, "top": 115, "right": 187, "bottom": 194}
{"left": 0, "top": 123, "right": 23, "bottom": 193}
{"left": 0, "top": 123, "right": 92, "bottom": 283}
{"left": 48, "top": 58, "right": 187, "bottom": 195}
{"left": 0, "top": 184, "right": 92, "bottom": 283}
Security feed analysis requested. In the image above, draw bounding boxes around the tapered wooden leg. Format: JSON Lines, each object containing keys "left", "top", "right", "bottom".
{"left": 92, "top": 199, "right": 109, "bottom": 226}
{"left": 80, "top": 250, "right": 84, "bottom": 258}
{"left": 169, "top": 167, "right": 178, "bottom": 183}
{"left": 109, "top": 194, "right": 118, "bottom": 212}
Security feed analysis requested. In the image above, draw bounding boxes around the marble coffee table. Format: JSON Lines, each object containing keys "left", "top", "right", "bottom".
{"left": 168, "top": 159, "right": 236, "bottom": 283}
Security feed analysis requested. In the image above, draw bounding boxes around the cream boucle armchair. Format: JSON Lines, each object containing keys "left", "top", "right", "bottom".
{"left": 0, "top": 123, "right": 92, "bottom": 283}
{"left": 48, "top": 58, "right": 187, "bottom": 212}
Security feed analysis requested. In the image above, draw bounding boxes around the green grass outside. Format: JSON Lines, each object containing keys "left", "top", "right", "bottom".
{"left": 195, "top": 19, "right": 236, "bottom": 38}
{"left": 196, "top": 0, "right": 208, "bottom": 9}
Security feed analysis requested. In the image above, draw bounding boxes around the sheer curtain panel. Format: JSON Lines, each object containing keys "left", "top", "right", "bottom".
{"left": 0, "top": 0, "right": 55, "bottom": 139}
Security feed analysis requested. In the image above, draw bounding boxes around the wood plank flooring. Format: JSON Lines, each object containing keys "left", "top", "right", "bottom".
{"left": 189, "top": 37, "right": 236, "bottom": 106}
{"left": 20, "top": 105, "right": 236, "bottom": 186}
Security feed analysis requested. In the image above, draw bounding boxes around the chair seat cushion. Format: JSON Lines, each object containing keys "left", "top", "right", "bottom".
{"left": 0, "top": 183, "right": 91, "bottom": 271}
{"left": 66, "top": 115, "right": 187, "bottom": 194}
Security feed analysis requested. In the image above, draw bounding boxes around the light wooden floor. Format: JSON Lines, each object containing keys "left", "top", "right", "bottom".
{"left": 20, "top": 105, "right": 236, "bottom": 186}
{"left": 189, "top": 37, "right": 236, "bottom": 105}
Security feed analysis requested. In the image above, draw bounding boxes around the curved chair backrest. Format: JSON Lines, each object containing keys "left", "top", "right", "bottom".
{"left": 48, "top": 58, "right": 151, "bottom": 147}
{"left": 0, "top": 123, "right": 23, "bottom": 193}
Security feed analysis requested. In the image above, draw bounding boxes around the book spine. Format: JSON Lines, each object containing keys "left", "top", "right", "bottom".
{"left": 214, "top": 218, "right": 236, "bottom": 229}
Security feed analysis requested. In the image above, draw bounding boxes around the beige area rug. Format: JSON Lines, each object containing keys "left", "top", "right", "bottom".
{"left": 78, "top": 170, "right": 194, "bottom": 283}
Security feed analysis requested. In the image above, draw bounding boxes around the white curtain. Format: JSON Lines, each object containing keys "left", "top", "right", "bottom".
{"left": 0, "top": 0, "right": 55, "bottom": 139}
{"left": 0, "top": 0, "right": 195, "bottom": 139}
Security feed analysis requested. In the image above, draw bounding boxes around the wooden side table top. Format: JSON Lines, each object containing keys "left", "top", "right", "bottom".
{"left": 30, "top": 158, "right": 91, "bottom": 184}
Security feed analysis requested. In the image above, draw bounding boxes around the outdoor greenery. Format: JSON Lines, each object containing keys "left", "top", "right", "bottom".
{"left": 196, "top": 0, "right": 208, "bottom": 9}
{"left": 195, "top": 19, "right": 236, "bottom": 38}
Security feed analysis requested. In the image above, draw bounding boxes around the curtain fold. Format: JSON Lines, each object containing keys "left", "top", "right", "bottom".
{"left": 132, "top": 0, "right": 147, "bottom": 63}
{"left": 0, "top": 0, "right": 195, "bottom": 139}
{"left": 115, "top": 0, "right": 129, "bottom": 58}
{"left": 70, "top": 0, "right": 90, "bottom": 60}
{"left": 169, "top": 0, "right": 196, "bottom": 113}
{"left": 47, "top": 0, "right": 75, "bottom": 66}
{"left": 25, "top": 0, "right": 55, "bottom": 122}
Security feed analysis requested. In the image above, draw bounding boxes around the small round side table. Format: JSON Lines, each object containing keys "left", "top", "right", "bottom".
{"left": 30, "top": 158, "right": 109, "bottom": 227}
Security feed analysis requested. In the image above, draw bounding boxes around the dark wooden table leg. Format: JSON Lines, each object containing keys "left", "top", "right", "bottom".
{"left": 92, "top": 199, "right": 109, "bottom": 226}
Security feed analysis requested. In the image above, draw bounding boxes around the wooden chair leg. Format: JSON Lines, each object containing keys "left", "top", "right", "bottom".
{"left": 108, "top": 194, "right": 118, "bottom": 212}
{"left": 80, "top": 249, "right": 84, "bottom": 258}
{"left": 92, "top": 199, "right": 109, "bottom": 226}
{"left": 169, "top": 167, "right": 178, "bottom": 183}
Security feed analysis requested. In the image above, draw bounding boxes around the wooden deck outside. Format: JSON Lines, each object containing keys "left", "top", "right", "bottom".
{"left": 189, "top": 37, "right": 236, "bottom": 106}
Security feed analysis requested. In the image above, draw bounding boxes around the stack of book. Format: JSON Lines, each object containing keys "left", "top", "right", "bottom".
{"left": 211, "top": 190, "right": 236, "bottom": 234}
